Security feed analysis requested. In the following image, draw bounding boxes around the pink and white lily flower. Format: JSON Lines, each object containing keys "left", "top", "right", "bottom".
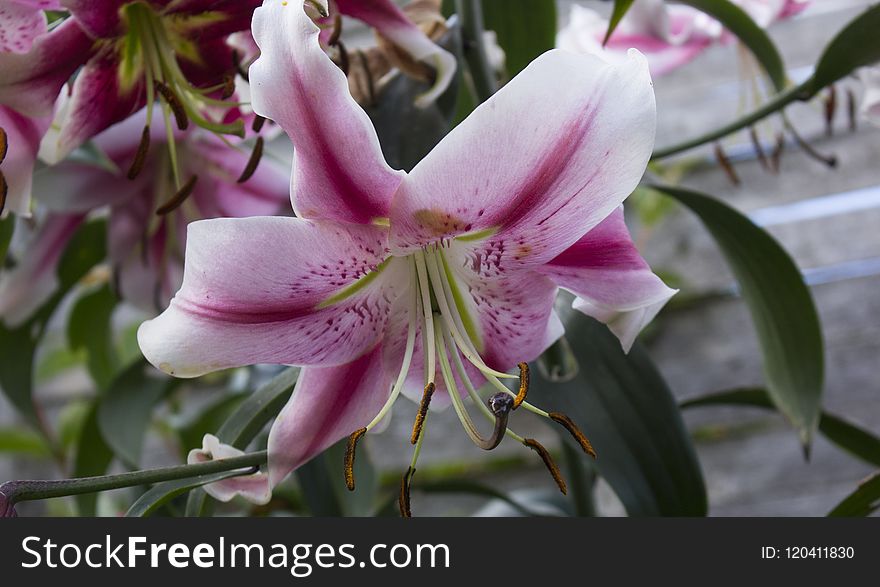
{"left": 0, "top": 0, "right": 264, "bottom": 163}
{"left": 138, "top": 0, "right": 673, "bottom": 505}
{"left": 557, "top": 0, "right": 811, "bottom": 78}
{"left": 187, "top": 434, "right": 271, "bottom": 505}
{"left": 0, "top": 109, "right": 288, "bottom": 326}
{"left": 0, "top": 105, "right": 50, "bottom": 217}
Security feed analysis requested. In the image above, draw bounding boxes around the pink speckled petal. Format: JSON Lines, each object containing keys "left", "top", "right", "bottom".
{"left": 137, "top": 216, "right": 405, "bottom": 377}
{"left": 267, "top": 344, "right": 392, "bottom": 486}
{"left": 537, "top": 208, "right": 676, "bottom": 352}
{"left": 60, "top": 0, "right": 126, "bottom": 38}
{"left": 389, "top": 48, "right": 655, "bottom": 267}
{"left": 0, "top": 1, "right": 61, "bottom": 54}
{"left": 249, "top": 0, "right": 404, "bottom": 223}
{"left": 0, "top": 18, "right": 91, "bottom": 117}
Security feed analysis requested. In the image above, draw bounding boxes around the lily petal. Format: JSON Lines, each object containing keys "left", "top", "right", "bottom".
{"left": 267, "top": 344, "right": 391, "bottom": 487}
{"left": 860, "top": 66, "right": 880, "bottom": 128}
{"left": 0, "top": 0, "right": 60, "bottom": 54}
{"left": 187, "top": 434, "right": 272, "bottom": 505}
{"left": 60, "top": 0, "right": 125, "bottom": 38}
{"left": 249, "top": 0, "right": 404, "bottom": 224}
{"left": 389, "top": 48, "right": 655, "bottom": 266}
{"left": 0, "top": 18, "right": 92, "bottom": 118}
{"left": 537, "top": 208, "right": 676, "bottom": 352}
{"left": 138, "top": 216, "right": 404, "bottom": 377}
{"left": 0, "top": 213, "right": 85, "bottom": 327}
{"left": 336, "top": 0, "right": 456, "bottom": 107}
{"left": 0, "top": 105, "right": 49, "bottom": 217}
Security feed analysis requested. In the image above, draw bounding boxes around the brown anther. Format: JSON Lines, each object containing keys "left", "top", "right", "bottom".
{"left": 355, "top": 50, "right": 376, "bottom": 106}
{"left": 154, "top": 81, "right": 189, "bottom": 130}
{"left": 823, "top": 85, "right": 837, "bottom": 137}
{"left": 713, "top": 142, "right": 740, "bottom": 186}
{"left": 0, "top": 127, "right": 7, "bottom": 164}
{"left": 786, "top": 122, "right": 837, "bottom": 168}
{"left": 523, "top": 438, "right": 567, "bottom": 495}
{"left": 770, "top": 131, "right": 785, "bottom": 173}
{"left": 846, "top": 88, "right": 858, "bottom": 132}
{"left": 399, "top": 466, "right": 415, "bottom": 518}
{"left": 0, "top": 170, "right": 7, "bottom": 216}
{"left": 237, "top": 136, "right": 264, "bottom": 183}
{"left": 251, "top": 115, "right": 266, "bottom": 134}
{"left": 155, "top": 175, "right": 198, "bottom": 215}
{"left": 478, "top": 393, "right": 514, "bottom": 451}
{"left": 327, "top": 13, "right": 343, "bottom": 46}
{"left": 221, "top": 75, "right": 236, "bottom": 100}
{"left": 344, "top": 427, "right": 367, "bottom": 491}
{"left": 334, "top": 39, "right": 350, "bottom": 76}
{"left": 549, "top": 412, "right": 597, "bottom": 459}
{"left": 513, "top": 362, "right": 529, "bottom": 410}
{"left": 410, "top": 382, "right": 435, "bottom": 444}
{"left": 127, "top": 125, "right": 151, "bottom": 180}
{"left": 748, "top": 127, "right": 769, "bottom": 171}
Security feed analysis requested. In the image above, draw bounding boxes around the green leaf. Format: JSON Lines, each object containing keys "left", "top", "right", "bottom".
{"left": 0, "top": 215, "right": 13, "bottom": 262}
{"left": 681, "top": 389, "right": 880, "bottom": 467}
{"left": 73, "top": 402, "right": 115, "bottom": 516}
{"left": 480, "top": 0, "right": 556, "bottom": 78}
{"left": 810, "top": 4, "right": 880, "bottom": 93}
{"left": 295, "top": 437, "right": 377, "bottom": 517}
{"left": 654, "top": 185, "right": 824, "bottom": 450}
{"left": 530, "top": 311, "right": 707, "bottom": 516}
{"left": 0, "top": 426, "right": 52, "bottom": 457}
{"left": 98, "top": 361, "right": 171, "bottom": 468}
{"left": 414, "top": 479, "right": 545, "bottom": 516}
{"left": 0, "top": 219, "right": 106, "bottom": 428}
{"left": 126, "top": 470, "right": 256, "bottom": 518}
{"left": 68, "top": 284, "right": 119, "bottom": 389}
{"left": 184, "top": 367, "right": 298, "bottom": 516}
{"left": 828, "top": 472, "right": 880, "bottom": 517}
{"left": 678, "top": 0, "right": 786, "bottom": 91}
{"left": 175, "top": 393, "right": 244, "bottom": 459}
{"left": 604, "top": 0, "right": 636, "bottom": 45}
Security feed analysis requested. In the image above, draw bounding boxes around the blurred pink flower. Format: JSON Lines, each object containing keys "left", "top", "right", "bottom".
{"left": 0, "top": 105, "right": 49, "bottom": 217}
{"left": 188, "top": 434, "right": 271, "bottom": 505}
{"left": 0, "top": 110, "right": 289, "bottom": 326}
{"left": 139, "top": 0, "right": 673, "bottom": 488}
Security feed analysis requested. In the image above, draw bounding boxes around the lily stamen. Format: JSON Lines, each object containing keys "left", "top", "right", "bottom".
{"left": 512, "top": 362, "right": 529, "bottom": 410}
{"left": 0, "top": 127, "right": 7, "bottom": 163}
{"left": 155, "top": 175, "right": 198, "bottom": 215}
{"left": 344, "top": 427, "right": 367, "bottom": 491}
{"left": 127, "top": 126, "right": 152, "bottom": 180}
{"left": 523, "top": 438, "right": 567, "bottom": 495}
{"left": 252, "top": 115, "right": 266, "bottom": 134}
{"left": 237, "top": 137, "right": 265, "bottom": 184}
{"left": 549, "top": 412, "right": 597, "bottom": 459}
{"left": 154, "top": 81, "right": 190, "bottom": 131}
{"left": 399, "top": 466, "right": 415, "bottom": 518}
{"left": 0, "top": 171, "right": 7, "bottom": 215}
{"left": 410, "top": 382, "right": 435, "bottom": 444}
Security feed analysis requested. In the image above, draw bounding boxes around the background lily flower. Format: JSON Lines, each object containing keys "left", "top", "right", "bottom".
{"left": 0, "top": 105, "right": 50, "bottom": 217}
{"left": 138, "top": 0, "right": 674, "bottom": 497}
{"left": 0, "top": 0, "right": 262, "bottom": 164}
{"left": 0, "top": 109, "right": 288, "bottom": 327}
{"left": 187, "top": 434, "right": 271, "bottom": 505}
{"left": 557, "top": 0, "right": 811, "bottom": 78}
{"left": 858, "top": 66, "right": 880, "bottom": 127}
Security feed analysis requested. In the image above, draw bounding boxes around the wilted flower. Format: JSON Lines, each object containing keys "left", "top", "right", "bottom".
{"left": 0, "top": 109, "right": 288, "bottom": 325}
{"left": 188, "top": 434, "right": 271, "bottom": 505}
{"left": 139, "top": 0, "right": 673, "bottom": 510}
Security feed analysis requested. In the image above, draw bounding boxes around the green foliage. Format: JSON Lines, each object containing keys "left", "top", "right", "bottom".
{"left": 810, "top": 4, "right": 880, "bottom": 92}
{"left": 68, "top": 284, "right": 120, "bottom": 389}
{"left": 604, "top": 0, "right": 636, "bottom": 45}
{"left": 296, "top": 438, "right": 377, "bottom": 517}
{"left": 828, "top": 472, "right": 880, "bottom": 517}
{"left": 480, "top": 0, "right": 556, "bottom": 78}
{"left": 654, "top": 186, "right": 824, "bottom": 451}
{"left": 72, "top": 402, "right": 114, "bottom": 516}
{"left": 531, "top": 311, "right": 707, "bottom": 516}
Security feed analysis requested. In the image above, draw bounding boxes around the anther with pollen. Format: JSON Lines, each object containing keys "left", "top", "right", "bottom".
{"left": 824, "top": 85, "right": 837, "bottom": 137}
{"left": 523, "top": 438, "right": 567, "bottom": 495}
{"left": 232, "top": 50, "right": 249, "bottom": 82}
{"left": 127, "top": 126, "right": 151, "bottom": 180}
{"left": 512, "top": 362, "right": 529, "bottom": 410}
{"left": 749, "top": 127, "right": 769, "bottom": 172}
{"left": 410, "top": 382, "right": 435, "bottom": 444}
{"left": 399, "top": 466, "right": 415, "bottom": 518}
{"left": 252, "top": 115, "right": 266, "bottom": 134}
{"left": 713, "top": 142, "right": 740, "bottom": 186}
{"left": 237, "top": 136, "right": 264, "bottom": 183}
{"left": 846, "top": 88, "right": 858, "bottom": 132}
{"left": 155, "top": 175, "right": 198, "bottom": 215}
{"left": 0, "top": 171, "right": 7, "bottom": 216}
{"left": 154, "top": 81, "right": 189, "bottom": 130}
{"left": 549, "top": 412, "right": 597, "bottom": 459}
{"left": 0, "top": 127, "right": 8, "bottom": 163}
{"left": 344, "top": 427, "right": 367, "bottom": 491}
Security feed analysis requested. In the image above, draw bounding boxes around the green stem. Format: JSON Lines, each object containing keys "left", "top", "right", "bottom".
{"left": 1, "top": 450, "right": 267, "bottom": 505}
{"left": 651, "top": 77, "right": 815, "bottom": 160}
{"left": 455, "top": 0, "right": 496, "bottom": 103}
